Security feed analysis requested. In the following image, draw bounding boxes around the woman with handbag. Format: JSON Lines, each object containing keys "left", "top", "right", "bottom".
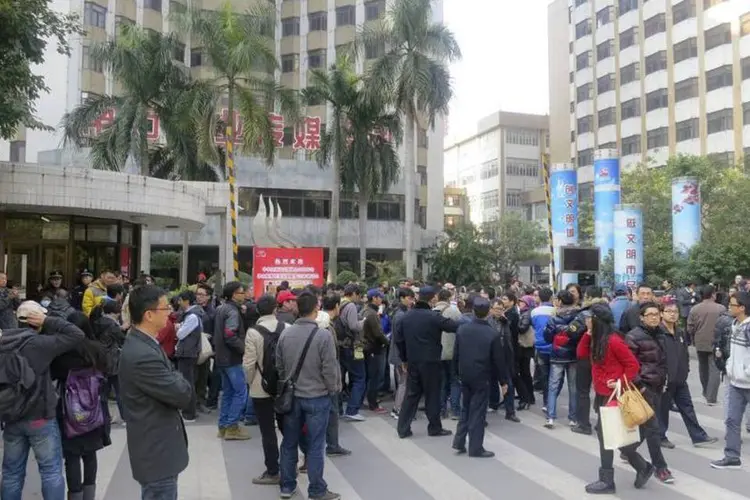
{"left": 584, "top": 304, "right": 653, "bottom": 495}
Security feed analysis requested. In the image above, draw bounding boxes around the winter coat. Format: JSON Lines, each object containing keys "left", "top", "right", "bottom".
{"left": 434, "top": 301, "right": 462, "bottom": 360}
{"left": 361, "top": 304, "right": 388, "bottom": 355}
{"left": 662, "top": 325, "right": 690, "bottom": 386}
{"left": 609, "top": 296, "right": 631, "bottom": 329}
{"left": 530, "top": 303, "right": 555, "bottom": 356}
{"left": 543, "top": 306, "right": 582, "bottom": 363}
{"left": 625, "top": 324, "right": 668, "bottom": 389}
{"left": 46, "top": 298, "right": 75, "bottom": 320}
{"left": 0, "top": 287, "right": 19, "bottom": 330}
{"left": 713, "top": 311, "right": 734, "bottom": 372}
{"left": 389, "top": 305, "right": 408, "bottom": 365}
{"left": 213, "top": 301, "right": 245, "bottom": 367}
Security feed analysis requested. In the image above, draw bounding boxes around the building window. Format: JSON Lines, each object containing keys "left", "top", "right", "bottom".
{"left": 621, "top": 135, "right": 641, "bottom": 156}
{"left": 674, "top": 37, "right": 698, "bottom": 63}
{"left": 480, "top": 160, "right": 499, "bottom": 180}
{"left": 706, "top": 65, "right": 733, "bottom": 92}
{"left": 417, "top": 165, "right": 428, "bottom": 186}
{"left": 706, "top": 108, "right": 733, "bottom": 134}
{"left": 676, "top": 118, "right": 699, "bottom": 141}
{"left": 365, "top": 41, "right": 385, "bottom": 59}
{"left": 596, "top": 6, "right": 613, "bottom": 27}
{"left": 620, "top": 27, "right": 637, "bottom": 49}
{"left": 336, "top": 5, "right": 355, "bottom": 26}
{"left": 744, "top": 102, "right": 750, "bottom": 125}
{"left": 598, "top": 107, "right": 615, "bottom": 127}
{"left": 597, "top": 73, "right": 614, "bottom": 94}
{"left": 570, "top": 101, "right": 575, "bottom": 113}
{"left": 281, "top": 17, "right": 300, "bottom": 37}
{"left": 741, "top": 12, "right": 750, "bottom": 37}
{"left": 599, "top": 141, "right": 617, "bottom": 150}
{"left": 620, "top": 62, "right": 639, "bottom": 85}
{"left": 569, "top": 71, "right": 574, "bottom": 83}
{"left": 577, "top": 148, "right": 594, "bottom": 167}
{"left": 84, "top": 2, "right": 107, "bottom": 29}
{"left": 190, "top": 48, "right": 202, "bottom": 67}
{"left": 173, "top": 42, "right": 185, "bottom": 62}
{"left": 646, "top": 88, "right": 668, "bottom": 112}
{"left": 308, "top": 11, "right": 327, "bottom": 31}
{"left": 644, "top": 14, "right": 666, "bottom": 38}
{"left": 673, "top": 0, "right": 696, "bottom": 24}
{"left": 597, "top": 40, "right": 613, "bottom": 61}
{"left": 9, "top": 140, "right": 25, "bottom": 163}
{"left": 506, "top": 129, "right": 539, "bottom": 146}
{"left": 308, "top": 50, "right": 326, "bottom": 69}
{"left": 704, "top": 0, "right": 728, "bottom": 9}
{"left": 575, "top": 19, "right": 592, "bottom": 39}
{"left": 569, "top": 42, "right": 574, "bottom": 53}
{"left": 481, "top": 190, "right": 499, "bottom": 210}
{"left": 144, "top": 0, "right": 161, "bottom": 10}
{"left": 743, "top": 57, "right": 750, "bottom": 80}
{"left": 506, "top": 158, "right": 539, "bottom": 177}
{"left": 364, "top": 0, "right": 385, "bottom": 21}
{"left": 618, "top": 0, "right": 638, "bottom": 16}
{"left": 674, "top": 77, "right": 699, "bottom": 101}
{"left": 576, "top": 51, "right": 591, "bottom": 71}
{"left": 576, "top": 83, "right": 592, "bottom": 102}
{"left": 281, "top": 54, "right": 298, "bottom": 73}
{"left": 705, "top": 23, "right": 731, "bottom": 51}
{"left": 575, "top": 0, "right": 588, "bottom": 6}
{"left": 645, "top": 51, "right": 667, "bottom": 75}
{"left": 81, "top": 46, "right": 103, "bottom": 73}
{"left": 577, "top": 115, "right": 593, "bottom": 134}
{"left": 647, "top": 127, "right": 668, "bottom": 149}
{"left": 571, "top": 130, "right": 576, "bottom": 143}
{"left": 417, "top": 128, "right": 428, "bottom": 148}
{"left": 621, "top": 98, "right": 641, "bottom": 120}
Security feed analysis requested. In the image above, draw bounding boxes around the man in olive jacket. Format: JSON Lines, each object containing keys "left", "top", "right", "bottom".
{"left": 120, "top": 285, "right": 194, "bottom": 498}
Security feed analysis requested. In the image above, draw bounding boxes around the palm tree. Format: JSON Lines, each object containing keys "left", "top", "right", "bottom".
{"left": 176, "top": 1, "right": 299, "bottom": 278}
{"left": 302, "top": 56, "right": 360, "bottom": 283}
{"left": 342, "top": 88, "right": 402, "bottom": 278}
{"left": 61, "top": 24, "right": 213, "bottom": 178}
{"left": 355, "top": 0, "right": 461, "bottom": 278}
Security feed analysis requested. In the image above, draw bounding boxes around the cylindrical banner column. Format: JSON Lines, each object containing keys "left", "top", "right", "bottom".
{"left": 671, "top": 177, "right": 701, "bottom": 255}
{"left": 593, "top": 149, "right": 621, "bottom": 269}
{"left": 550, "top": 163, "right": 579, "bottom": 287}
{"left": 614, "top": 204, "right": 644, "bottom": 288}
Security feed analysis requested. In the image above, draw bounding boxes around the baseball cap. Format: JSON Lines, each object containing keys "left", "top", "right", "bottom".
{"left": 367, "top": 288, "right": 384, "bottom": 300}
{"left": 276, "top": 290, "right": 297, "bottom": 304}
{"left": 17, "top": 300, "right": 47, "bottom": 320}
{"left": 472, "top": 296, "right": 491, "bottom": 315}
{"left": 614, "top": 283, "right": 628, "bottom": 295}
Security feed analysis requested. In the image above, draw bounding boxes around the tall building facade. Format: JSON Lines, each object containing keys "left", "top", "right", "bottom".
{"left": 443, "top": 111, "right": 549, "bottom": 227}
{"left": 0, "top": 0, "right": 447, "bottom": 278}
{"left": 549, "top": 0, "right": 750, "bottom": 173}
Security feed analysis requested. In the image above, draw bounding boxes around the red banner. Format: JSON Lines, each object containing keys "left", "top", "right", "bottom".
{"left": 252, "top": 247, "right": 324, "bottom": 298}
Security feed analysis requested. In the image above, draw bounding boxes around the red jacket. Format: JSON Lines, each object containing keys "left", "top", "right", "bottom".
{"left": 157, "top": 312, "right": 178, "bottom": 359}
{"left": 577, "top": 332, "right": 591, "bottom": 359}
{"left": 591, "top": 334, "right": 640, "bottom": 397}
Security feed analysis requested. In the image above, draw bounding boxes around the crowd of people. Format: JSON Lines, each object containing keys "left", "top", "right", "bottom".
{"left": 1, "top": 268, "right": 749, "bottom": 499}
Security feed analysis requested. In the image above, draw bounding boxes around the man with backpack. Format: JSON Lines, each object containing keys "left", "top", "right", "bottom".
{"left": 243, "top": 294, "right": 289, "bottom": 486}
{"left": 0, "top": 300, "right": 86, "bottom": 500}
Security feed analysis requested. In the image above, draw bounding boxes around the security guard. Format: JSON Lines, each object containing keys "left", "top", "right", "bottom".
{"left": 452, "top": 297, "right": 508, "bottom": 457}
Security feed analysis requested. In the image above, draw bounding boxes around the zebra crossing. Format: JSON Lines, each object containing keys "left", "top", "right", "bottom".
{"left": 16, "top": 364, "right": 750, "bottom": 500}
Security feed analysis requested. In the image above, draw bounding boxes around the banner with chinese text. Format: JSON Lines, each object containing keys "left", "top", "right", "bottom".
{"left": 252, "top": 247, "right": 324, "bottom": 298}
{"left": 550, "top": 163, "right": 579, "bottom": 287}
{"left": 614, "top": 204, "right": 644, "bottom": 288}
{"left": 593, "top": 150, "right": 621, "bottom": 273}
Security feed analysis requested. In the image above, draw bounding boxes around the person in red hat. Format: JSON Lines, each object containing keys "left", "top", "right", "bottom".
{"left": 276, "top": 290, "right": 298, "bottom": 324}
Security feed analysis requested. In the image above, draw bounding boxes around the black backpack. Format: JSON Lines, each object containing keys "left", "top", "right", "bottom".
{"left": 0, "top": 331, "right": 39, "bottom": 424}
{"left": 254, "top": 323, "right": 285, "bottom": 397}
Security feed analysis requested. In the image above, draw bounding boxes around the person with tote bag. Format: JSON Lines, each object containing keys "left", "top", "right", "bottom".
{"left": 582, "top": 304, "right": 654, "bottom": 495}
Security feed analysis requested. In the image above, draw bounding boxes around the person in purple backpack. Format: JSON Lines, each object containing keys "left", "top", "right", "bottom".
{"left": 51, "top": 312, "right": 111, "bottom": 500}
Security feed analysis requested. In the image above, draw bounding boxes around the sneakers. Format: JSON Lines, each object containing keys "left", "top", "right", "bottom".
{"left": 568, "top": 420, "right": 578, "bottom": 428}
{"left": 182, "top": 416, "right": 196, "bottom": 423}
{"left": 326, "top": 447, "right": 352, "bottom": 456}
{"left": 634, "top": 463, "right": 654, "bottom": 489}
{"left": 544, "top": 418, "right": 555, "bottom": 429}
{"left": 343, "top": 413, "right": 366, "bottom": 422}
{"left": 251, "top": 471, "right": 280, "bottom": 485}
{"left": 280, "top": 488, "right": 298, "bottom": 499}
{"left": 693, "top": 437, "right": 718, "bottom": 448}
{"left": 223, "top": 424, "right": 251, "bottom": 441}
{"left": 710, "top": 457, "right": 742, "bottom": 469}
{"left": 660, "top": 438, "right": 676, "bottom": 449}
{"left": 216, "top": 427, "right": 226, "bottom": 439}
{"left": 571, "top": 424, "right": 593, "bottom": 435}
{"left": 390, "top": 409, "right": 399, "bottom": 420}
{"left": 655, "top": 468, "right": 674, "bottom": 484}
{"left": 310, "top": 491, "right": 341, "bottom": 500}
{"left": 369, "top": 406, "right": 388, "bottom": 415}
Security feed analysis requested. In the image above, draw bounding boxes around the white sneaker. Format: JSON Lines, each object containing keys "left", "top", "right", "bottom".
{"left": 390, "top": 409, "right": 399, "bottom": 420}
{"left": 344, "top": 413, "right": 366, "bottom": 422}
{"left": 544, "top": 418, "right": 555, "bottom": 429}
{"left": 569, "top": 420, "right": 578, "bottom": 428}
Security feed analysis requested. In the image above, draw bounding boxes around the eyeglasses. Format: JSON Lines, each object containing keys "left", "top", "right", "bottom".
{"left": 149, "top": 307, "right": 172, "bottom": 312}
{"left": 663, "top": 310, "right": 679, "bottom": 314}
{"left": 643, "top": 312, "right": 661, "bottom": 318}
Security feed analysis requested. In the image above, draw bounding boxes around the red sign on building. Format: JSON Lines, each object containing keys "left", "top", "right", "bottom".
{"left": 252, "top": 247, "right": 324, "bottom": 298}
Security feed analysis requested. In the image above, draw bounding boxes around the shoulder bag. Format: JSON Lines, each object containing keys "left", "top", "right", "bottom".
{"left": 274, "top": 326, "right": 319, "bottom": 415}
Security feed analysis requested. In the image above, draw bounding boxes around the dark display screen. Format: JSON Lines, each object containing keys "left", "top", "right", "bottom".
{"left": 561, "top": 247, "right": 600, "bottom": 273}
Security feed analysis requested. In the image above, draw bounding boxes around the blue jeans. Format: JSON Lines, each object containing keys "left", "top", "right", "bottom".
{"left": 546, "top": 362, "right": 577, "bottom": 421}
{"left": 218, "top": 365, "right": 248, "bottom": 428}
{"left": 441, "top": 360, "right": 461, "bottom": 415}
{"left": 140, "top": 475, "right": 178, "bottom": 500}
{"left": 339, "top": 348, "right": 366, "bottom": 416}
{"left": 280, "top": 395, "right": 331, "bottom": 497}
{"left": 1, "top": 418, "right": 65, "bottom": 500}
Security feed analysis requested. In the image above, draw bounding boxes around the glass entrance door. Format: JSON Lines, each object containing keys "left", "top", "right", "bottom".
{"left": 4, "top": 244, "right": 40, "bottom": 300}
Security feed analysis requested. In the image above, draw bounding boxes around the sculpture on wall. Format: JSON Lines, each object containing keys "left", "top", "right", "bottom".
{"left": 251, "top": 194, "right": 298, "bottom": 248}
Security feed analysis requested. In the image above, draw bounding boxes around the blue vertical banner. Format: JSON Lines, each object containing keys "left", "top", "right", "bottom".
{"left": 671, "top": 177, "right": 701, "bottom": 256}
{"left": 594, "top": 149, "right": 621, "bottom": 271}
{"left": 614, "top": 204, "right": 644, "bottom": 288}
{"left": 550, "top": 163, "right": 579, "bottom": 287}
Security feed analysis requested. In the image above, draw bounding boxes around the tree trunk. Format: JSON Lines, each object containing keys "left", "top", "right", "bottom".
{"left": 403, "top": 112, "right": 416, "bottom": 278}
{"left": 326, "top": 118, "right": 342, "bottom": 283}
{"left": 358, "top": 190, "right": 368, "bottom": 279}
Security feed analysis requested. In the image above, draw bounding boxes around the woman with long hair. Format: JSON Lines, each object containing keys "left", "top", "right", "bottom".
{"left": 51, "top": 312, "right": 111, "bottom": 500}
{"left": 90, "top": 300, "right": 126, "bottom": 423}
{"left": 583, "top": 303, "right": 652, "bottom": 495}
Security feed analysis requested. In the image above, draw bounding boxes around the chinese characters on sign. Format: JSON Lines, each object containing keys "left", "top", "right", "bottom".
{"left": 614, "top": 205, "right": 644, "bottom": 288}
{"left": 623, "top": 218, "right": 638, "bottom": 287}
{"left": 252, "top": 247, "right": 324, "bottom": 299}
{"left": 564, "top": 183, "right": 576, "bottom": 238}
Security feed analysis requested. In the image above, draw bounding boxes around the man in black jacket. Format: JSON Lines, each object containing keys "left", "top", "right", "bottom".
{"left": 452, "top": 297, "right": 507, "bottom": 458}
{"left": 174, "top": 290, "right": 205, "bottom": 422}
{"left": 0, "top": 301, "right": 85, "bottom": 500}
{"left": 119, "top": 285, "right": 194, "bottom": 499}
{"left": 619, "top": 284, "right": 654, "bottom": 334}
{"left": 396, "top": 287, "right": 460, "bottom": 439}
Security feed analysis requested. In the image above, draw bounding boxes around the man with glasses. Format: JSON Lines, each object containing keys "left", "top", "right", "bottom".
{"left": 658, "top": 299, "right": 717, "bottom": 449}
{"left": 711, "top": 292, "right": 750, "bottom": 470}
{"left": 213, "top": 281, "right": 250, "bottom": 440}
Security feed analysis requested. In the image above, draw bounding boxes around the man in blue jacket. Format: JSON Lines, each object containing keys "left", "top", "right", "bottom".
{"left": 530, "top": 287, "right": 555, "bottom": 408}
{"left": 452, "top": 297, "right": 507, "bottom": 458}
{"left": 609, "top": 284, "right": 631, "bottom": 329}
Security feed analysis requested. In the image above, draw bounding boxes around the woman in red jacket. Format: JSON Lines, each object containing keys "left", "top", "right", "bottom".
{"left": 584, "top": 303, "right": 653, "bottom": 495}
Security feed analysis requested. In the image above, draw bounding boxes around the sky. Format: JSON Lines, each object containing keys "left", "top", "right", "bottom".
{"left": 444, "top": 0, "right": 553, "bottom": 139}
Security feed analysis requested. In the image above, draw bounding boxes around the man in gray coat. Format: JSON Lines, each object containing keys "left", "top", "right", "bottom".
{"left": 120, "top": 285, "right": 194, "bottom": 499}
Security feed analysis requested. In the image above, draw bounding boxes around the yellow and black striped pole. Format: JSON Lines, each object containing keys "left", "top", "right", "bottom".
{"left": 543, "top": 154, "right": 556, "bottom": 291}
{"left": 226, "top": 123, "right": 239, "bottom": 280}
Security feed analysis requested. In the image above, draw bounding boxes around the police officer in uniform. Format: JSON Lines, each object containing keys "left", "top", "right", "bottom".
{"left": 452, "top": 297, "right": 508, "bottom": 457}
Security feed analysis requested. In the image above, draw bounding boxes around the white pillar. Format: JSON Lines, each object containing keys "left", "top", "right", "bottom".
{"left": 139, "top": 227, "right": 151, "bottom": 274}
{"left": 180, "top": 231, "right": 189, "bottom": 286}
